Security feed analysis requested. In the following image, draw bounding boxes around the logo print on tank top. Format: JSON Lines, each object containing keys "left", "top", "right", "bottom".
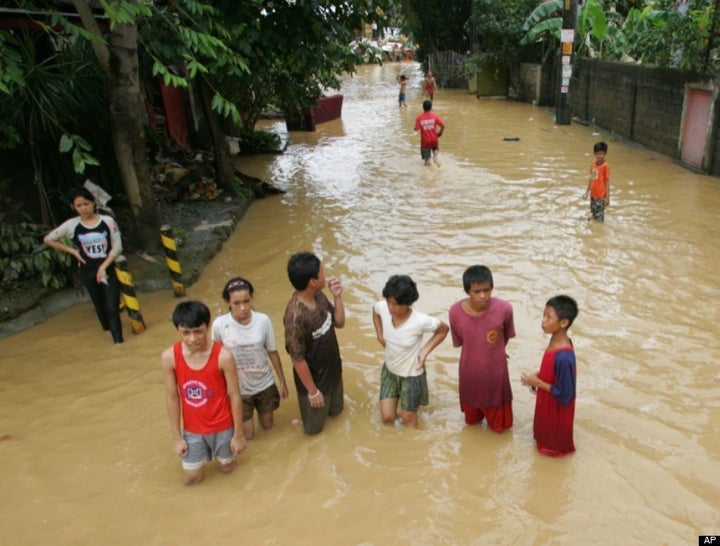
{"left": 182, "top": 379, "right": 210, "bottom": 407}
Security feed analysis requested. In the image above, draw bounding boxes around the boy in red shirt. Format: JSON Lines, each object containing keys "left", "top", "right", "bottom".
{"left": 161, "top": 301, "right": 246, "bottom": 485}
{"left": 584, "top": 141, "right": 610, "bottom": 221}
{"left": 414, "top": 99, "right": 445, "bottom": 166}
{"left": 521, "top": 295, "right": 579, "bottom": 457}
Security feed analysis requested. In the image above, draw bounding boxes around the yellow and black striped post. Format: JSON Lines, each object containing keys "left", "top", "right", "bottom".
{"left": 160, "top": 225, "right": 186, "bottom": 297}
{"left": 114, "top": 256, "right": 146, "bottom": 334}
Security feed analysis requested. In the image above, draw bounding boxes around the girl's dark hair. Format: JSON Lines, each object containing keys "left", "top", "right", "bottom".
{"left": 546, "top": 295, "right": 579, "bottom": 328}
{"left": 70, "top": 187, "right": 96, "bottom": 203}
{"left": 172, "top": 300, "right": 211, "bottom": 328}
{"left": 382, "top": 274, "right": 419, "bottom": 305}
{"left": 222, "top": 276, "right": 254, "bottom": 301}
{"left": 462, "top": 265, "right": 493, "bottom": 293}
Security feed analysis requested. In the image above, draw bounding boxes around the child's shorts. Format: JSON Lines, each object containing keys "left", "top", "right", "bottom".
{"left": 242, "top": 383, "right": 280, "bottom": 421}
{"left": 420, "top": 146, "right": 438, "bottom": 160}
{"left": 590, "top": 197, "right": 605, "bottom": 221}
{"left": 380, "top": 363, "right": 429, "bottom": 412}
{"left": 182, "top": 427, "right": 235, "bottom": 470}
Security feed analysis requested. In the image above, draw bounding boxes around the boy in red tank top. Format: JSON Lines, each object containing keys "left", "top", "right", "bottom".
{"left": 161, "top": 301, "right": 246, "bottom": 485}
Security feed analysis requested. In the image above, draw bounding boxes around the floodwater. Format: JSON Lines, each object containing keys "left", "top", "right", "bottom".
{"left": 1, "top": 63, "right": 719, "bottom": 545}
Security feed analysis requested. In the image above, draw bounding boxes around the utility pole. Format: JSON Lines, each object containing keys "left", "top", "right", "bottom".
{"left": 557, "top": 0, "right": 578, "bottom": 125}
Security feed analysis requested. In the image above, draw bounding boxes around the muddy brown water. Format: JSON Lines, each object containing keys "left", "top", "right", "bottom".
{"left": 1, "top": 63, "right": 719, "bottom": 545}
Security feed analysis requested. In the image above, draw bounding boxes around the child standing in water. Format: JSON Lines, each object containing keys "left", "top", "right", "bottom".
{"left": 161, "top": 301, "right": 246, "bottom": 485}
{"left": 43, "top": 186, "right": 124, "bottom": 343}
{"left": 212, "top": 277, "right": 289, "bottom": 440}
{"left": 424, "top": 70, "right": 437, "bottom": 100}
{"left": 396, "top": 74, "right": 408, "bottom": 107}
{"left": 584, "top": 141, "right": 610, "bottom": 221}
{"left": 373, "top": 274, "right": 449, "bottom": 428}
{"left": 448, "top": 265, "right": 515, "bottom": 433}
{"left": 521, "top": 295, "right": 579, "bottom": 457}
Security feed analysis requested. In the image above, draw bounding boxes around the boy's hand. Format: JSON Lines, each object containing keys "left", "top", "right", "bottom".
{"left": 520, "top": 371, "right": 538, "bottom": 387}
{"left": 231, "top": 435, "right": 247, "bottom": 456}
{"left": 173, "top": 438, "right": 188, "bottom": 457}
{"left": 328, "top": 276, "right": 342, "bottom": 297}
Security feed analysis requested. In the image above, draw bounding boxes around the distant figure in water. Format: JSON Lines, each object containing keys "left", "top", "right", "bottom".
{"left": 161, "top": 301, "right": 246, "bottom": 485}
{"left": 396, "top": 74, "right": 408, "bottom": 108}
{"left": 414, "top": 99, "right": 445, "bottom": 166}
{"left": 521, "top": 295, "right": 579, "bottom": 457}
{"left": 584, "top": 141, "right": 610, "bottom": 221}
{"left": 424, "top": 70, "right": 437, "bottom": 100}
{"left": 43, "top": 186, "right": 124, "bottom": 343}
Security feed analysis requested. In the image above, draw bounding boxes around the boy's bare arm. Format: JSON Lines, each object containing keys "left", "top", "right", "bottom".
{"left": 521, "top": 371, "right": 551, "bottom": 392}
{"left": 161, "top": 349, "right": 186, "bottom": 456}
{"left": 417, "top": 321, "right": 449, "bottom": 368}
{"left": 328, "top": 277, "right": 345, "bottom": 328}
{"left": 372, "top": 309, "right": 385, "bottom": 347}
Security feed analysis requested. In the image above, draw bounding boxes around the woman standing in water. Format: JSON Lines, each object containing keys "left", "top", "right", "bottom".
{"left": 44, "top": 186, "right": 124, "bottom": 343}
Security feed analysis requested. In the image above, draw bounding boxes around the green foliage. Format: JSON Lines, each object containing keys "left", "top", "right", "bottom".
{"left": 467, "top": 0, "right": 540, "bottom": 69}
{"left": 520, "top": 0, "right": 717, "bottom": 73}
{"left": 172, "top": 227, "right": 189, "bottom": 248}
{"left": 520, "top": 0, "right": 609, "bottom": 59}
{"left": 0, "top": 26, "right": 118, "bottom": 217}
{"left": 59, "top": 134, "right": 100, "bottom": 174}
{"left": 0, "top": 31, "right": 25, "bottom": 94}
{"left": 0, "top": 210, "right": 73, "bottom": 292}
{"left": 401, "top": 0, "right": 473, "bottom": 64}
{"left": 236, "top": 130, "right": 281, "bottom": 155}
{"left": 622, "top": 0, "right": 714, "bottom": 72}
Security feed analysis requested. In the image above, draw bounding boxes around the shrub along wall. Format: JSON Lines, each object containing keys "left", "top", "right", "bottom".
{"left": 568, "top": 59, "right": 720, "bottom": 176}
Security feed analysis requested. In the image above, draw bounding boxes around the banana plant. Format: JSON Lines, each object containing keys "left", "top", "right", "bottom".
{"left": 520, "top": 0, "right": 610, "bottom": 60}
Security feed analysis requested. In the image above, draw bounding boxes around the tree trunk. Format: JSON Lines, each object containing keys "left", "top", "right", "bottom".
{"left": 107, "top": 23, "right": 161, "bottom": 251}
{"left": 198, "top": 79, "right": 237, "bottom": 191}
{"left": 71, "top": 0, "right": 160, "bottom": 252}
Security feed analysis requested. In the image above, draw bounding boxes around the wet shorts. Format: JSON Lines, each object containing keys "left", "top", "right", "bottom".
{"left": 420, "top": 147, "right": 437, "bottom": 160}
{"left": 242, "top": 383, "right": 280, "bottom": 422}
{"left": 182, "top": 426, "right": 234, "bottom": 470}
{"left": 461, "top": 401, "right": 513, "bottom": 433}
{"left": 380, "top": 363, "right": 429, "bottom": 412}
{"left": 590, "top": 197, "right": 605, "bottom": 221}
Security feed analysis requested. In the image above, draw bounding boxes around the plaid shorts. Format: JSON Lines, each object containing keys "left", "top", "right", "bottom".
{"left": 379, "top": 363, "right": 429, "bottom": 412}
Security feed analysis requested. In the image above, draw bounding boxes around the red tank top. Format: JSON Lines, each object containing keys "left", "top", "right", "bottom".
{"left": 174, "top": 341, "right": 234, "bottom": 434}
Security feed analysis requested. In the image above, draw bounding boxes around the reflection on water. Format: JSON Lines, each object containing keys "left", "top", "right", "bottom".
{"left": 1, "top": 63, "right": 719, "bottom": 545}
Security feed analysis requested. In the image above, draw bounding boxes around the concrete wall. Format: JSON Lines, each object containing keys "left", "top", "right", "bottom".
{"left": 514, "top": 63, "right": 553, "bottom": 105}
{"left": 569, "top": 59, "right": 720, "bottom": 175}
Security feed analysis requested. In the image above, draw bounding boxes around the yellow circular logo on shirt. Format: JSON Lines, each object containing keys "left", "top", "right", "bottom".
{"left": 486, "top": 330, "right": 498, "bottom": 345}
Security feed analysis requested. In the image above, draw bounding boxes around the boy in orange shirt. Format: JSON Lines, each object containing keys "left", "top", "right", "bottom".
{"left": 584, "top": 141, "right": 610, "bottom": 221}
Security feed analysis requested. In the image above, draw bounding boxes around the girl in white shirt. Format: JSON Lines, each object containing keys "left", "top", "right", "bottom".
{"left": 212, "top": 277, "right": 289, "bottom": 439}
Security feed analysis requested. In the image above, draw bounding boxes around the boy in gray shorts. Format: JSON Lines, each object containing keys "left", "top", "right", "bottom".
{"left": 161, "top": 301, "right": 246, "bottom": 485}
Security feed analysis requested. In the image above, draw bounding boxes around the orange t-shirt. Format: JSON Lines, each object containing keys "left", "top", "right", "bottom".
{"left": 589, "top": 161, "right": 610, "bottom": 199}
